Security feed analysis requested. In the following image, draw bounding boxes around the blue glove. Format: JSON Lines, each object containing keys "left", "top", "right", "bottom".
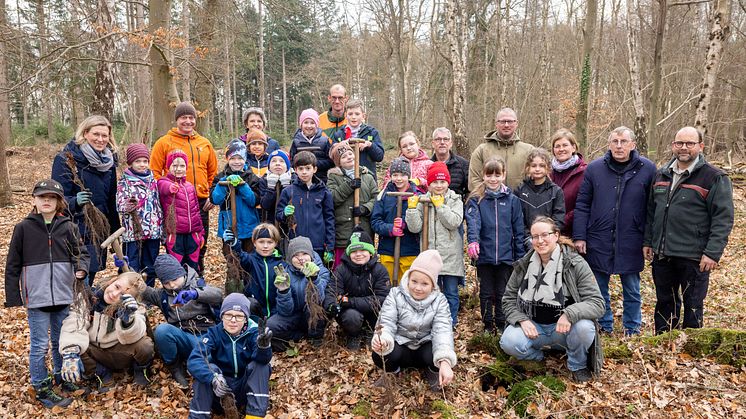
{"left": 226, "top": 174, "right": 242, "bottom": 187}
{"left": 323, "top": 250, "right": 334, "bottom": 264}
{"left": 174, "top": 289, "right": 198, "bottom": 305}
{"left": 117, "top": 294, "right": 139, "bottom": 324}
{"left": 284, "top": 205, "right": 295, "bottom": 216}
{"left": 76, "top": 191, "right": 92, "bottom": 206}
{"left": 222, "top": 230, "right": 237, "bottom": 246}
{"left": 113, "top": 254, "right": 129, "bottom": 268}
{"left": 60, "top": 346, "right": 83, "bottom": 383}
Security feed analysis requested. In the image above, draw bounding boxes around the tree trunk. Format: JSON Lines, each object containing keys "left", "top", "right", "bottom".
{"left": 575, "top": 0, "right": 597, "bottom": 151}
{"left": 258, "top": 0, "right": 265, "bottom": 108}
{"left": 91, "top": 0, "right": 116, "bottom": 122}
{"left": 649, "top": 0, "right": 667, "bottom": 154}
{"left": 36, "top": 0, "right": 54, "bottom": 142}
{"left": 180, "top": 0, "right": 191, "bottom": 101}
{"left": 445, "top": 0, "right": 469, "bottom": 157}
{"left": 0, "top": 0, "right": 13, "bottom": 205}
{"left": 149, "top": 0, "right": 179, "bottom": 137}
{"left": 282, "top": 47, "right": 287, "bottom": 135}
{"left": 193, "top": 0, "right": 219, "bottom": 134}
{"left": 626, "top": 0, "right": 648, "bottom": 154}
{"left": 222, "top": 27, "right": 233, "bottom": 136}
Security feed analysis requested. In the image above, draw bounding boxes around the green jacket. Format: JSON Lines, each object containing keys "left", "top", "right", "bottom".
{"left": 468, "top": 132, "right": 533, "bottom": 191}
{"left": 326, "top": 166, "right": 379, "bottom": 248}
{"left": 643, "top": 156, "right": 733, "bottom": 262}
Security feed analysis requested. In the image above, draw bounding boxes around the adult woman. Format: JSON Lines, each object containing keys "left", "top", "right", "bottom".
{"left": 241, "top": 107, "right": 280, "bottom": 154}
{"left": 499, "top": 216, "right": 604, "bottom": 382}
{"left": 549, "top": 129, "right": 586, "bottom": 236}
{"left": 51, "top": 115, "right": 121, "bottom": 282}
{"left": 383, "top": 131, "right": 433, "bottom": 193}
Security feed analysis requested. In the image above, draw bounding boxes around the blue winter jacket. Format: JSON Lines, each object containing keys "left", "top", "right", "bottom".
{"left": 371, "top": 181, "right": 421, "bottom": 257}
{"left": 258, "top": 173, "right": 294, "bottom": 224}
{"left": 330, "top": 124, "right": 385, "bottom": 180}
{"left": 276, "top": 252, "right": 329, "bottom": 318}
{"left": 465, "top": 186, "right": 526, "bottom": 266}
{"left": 211, "top": 170, "right": 260, "bottom": 240}
{"left": 187, "top": 321, "right": 271, "bottom": 383}
{"left": 289, "top": 128, "right": 334, "bottom": 182}
{"left": 236, "top": 250, "right": 285, "bottom": 318}
{"left": 276, "top": 177, "right": 335, "bottom": 253}
{"left": 572, "top": 150, "right": 656, "bottom": 274}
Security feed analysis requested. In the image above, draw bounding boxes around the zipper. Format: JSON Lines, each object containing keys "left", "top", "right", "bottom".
{"left": 264, "top": 258, "right": 270, "bottom": 317}
{"left": 47, "top": 218, "right": 58, "bottom": 306}
{"left": 231, "top": 337, "right": 239, "bottom": 377}
{"left": 494, "top": 197, "right": 499, "bottom": 262}
{"left": 187, "top": 136, "right": 197, "bottom": 188}
{"left": 612, "top": 172, "right": 624, "bottom": 258}
{"left": 183, "top": 180, "right": 193, "bottom": 233}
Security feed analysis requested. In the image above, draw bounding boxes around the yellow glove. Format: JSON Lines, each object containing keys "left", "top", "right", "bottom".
{"left": 412, "top": 178, "right": 420, "bottom": 186}
{"left": 407, "top": 195, "right": 419, "bottom": 209}
{"left": 430, "top": 195, "right": 445, "bottom": 208}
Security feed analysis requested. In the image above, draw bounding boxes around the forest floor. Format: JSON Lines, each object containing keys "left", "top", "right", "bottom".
{"left": 1, "top": 145, "right": 745, "bottom": 418}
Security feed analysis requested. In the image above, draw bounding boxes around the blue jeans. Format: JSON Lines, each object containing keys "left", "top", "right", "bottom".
{"left": 499, "top": 319, "right": 596, "bottom": 372}
{"left": 125, "top": 239, "right": 161, "bottom": 286}
{"left": 593, "top": 271, "right": 642, "bottom": 335}
{"left": 27, "top": 307, "right": 69, "bottom": 386}
{"left": 437, "top": 275, "right": 461, "bottom": 326}
{"left": 154, "top": 323, "right": 202, "bottom": 364}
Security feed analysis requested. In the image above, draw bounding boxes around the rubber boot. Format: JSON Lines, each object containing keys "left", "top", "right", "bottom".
{"left": 166, "top": 361, "right": 189, "bottom": 389}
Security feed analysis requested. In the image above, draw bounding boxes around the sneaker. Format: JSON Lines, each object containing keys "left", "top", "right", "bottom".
{"left": 423, "top": 368, "right": 441, "bottom": 392}
{"left": 345, "top": 336, "right": 361, "bottom": 350}
{"left": 572, "top": 368, "right": 593, "bottom": 383}
{"left": 34, "top": 378, "right": 72, "bottom": 408}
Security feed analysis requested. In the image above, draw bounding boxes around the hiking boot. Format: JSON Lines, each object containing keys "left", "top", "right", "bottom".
{"left": 423, "top": 367, "right": 441, "bottom": 392}
{"left": 54, "top": 374, "right": 90, "bottom": 396}
{"left": 345, "top": 335, "right": 361, "bottom": 351}
{"left": 90, "top": 362, "right": 114, "bottom": 392}
{"left": 166, "top": 361, "right": 190, "bottom": 389}
{"left": 572, "top": 368, "right": 593, "bottom": 383}
{"left": 133, "top": 362, "right": 151, "bottom": 386}
{"left": 34, "top": 377, "right": 72, "bottom": 408}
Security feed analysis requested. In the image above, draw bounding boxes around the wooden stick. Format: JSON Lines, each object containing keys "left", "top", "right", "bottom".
{"left": 349, "top": 139, "right": 365, "bottom": 226}
{"left": 418, "top": 196, "right": 432, "bottom": 252}
{"left": 100, "top": 227, "right": 129, "bottom": 272}
{"left": 387, "top": 191, "right": 414, "bottom": 285}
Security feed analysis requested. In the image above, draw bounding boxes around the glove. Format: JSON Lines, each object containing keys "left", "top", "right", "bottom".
{"left": 113, "top": 254, "right": 129, "bottom": 268}
{"left": 279, "top": 172, "right": 292, "bottom": 186}
{"left": 430, "top": 194, "right": 445, "bottom": 208}
{"left": 392, "top": 217, "right": 405, "bottom": 236}
{"left": 266, "top": 173, "right": 280, "bottom": 189}
{"left": 283, "top": 205, "right": 295, "bottom": 216}
{"left": 226, "top": 174, "right": 242, "bottom": 187}
{"left": 327, "top": 303, "right": 341, "bottom": 317}
{"left": 174, "top": 289, "right": 198, "bottom": 305}
{"left": 339, "top": 295, "right": 351, "bottom": 309}
{"left": 169, "top": 183, "right": 179, "bottom": 194}
{"left": 407, "top": 195, "right": 419, "bottom": 209}
{"left": 60, "top": 346, "right": 83, "bottom": 383}
{"left": 256, "top": 318, "right": 273, "bottom": 348}
{"left": 222, "top": 229, "right": 237, "bottom": 246}
{"left": 302, "top": 261, "right": 320, "bottom": 277}
{"left": 350, "top": 178, "right": 361, "bottom": 189}
{"left": 76, "top": 191, "right": 92, "bottom": 206}
{"left": 273, "top": 265, "right": 290, "bottom": 292}
{"left": 467, "top": 242, "right": 480, "bottom": 260}
{"left": 323, "top": 251, "right": 334, "bottom": 265}
{"left": 352, "top": 206, "right": 369, "bottom": 217}
{"left": 117, "top": 294, "right": 139, "bottom": 324}
{"left": 212, "top": 374, "right": 232, "bottom": 398}
{"left": 412, "top": 178, "right": 421, "bottom": 186}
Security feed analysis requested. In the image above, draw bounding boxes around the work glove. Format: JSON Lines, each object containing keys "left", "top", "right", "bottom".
{"left": 327, "top": 303, "right": 341, "bottom": 317}
{"left": 350, "top": 178, "right": 361, "bottom": 189}
{"left": 256, "top": 318, "right": 273, "bottom": 348}
{"left": 302, "top": 261, "right": 320, "bottom": 278}
{"left": 392, "top": 217, "right": 405, "bottom": 237}
{"left": 273, "top": 265, "right": 290, "bottom": 292}
{"left": 168, "top": 183, "right": 180, "bottom": 194}
{"left": 117, "top": 294, "right": 139, "bottom": 325}
{"left": 467, "top": 242, "right": 480, "bottom": 260}
{"left": 174, "top": 289, "right": 198, "bottom": 305}
{"left": 323, "top": 251, "right": 334, "bottom": 265}
{"left": 412, "top": 178, "right": 421, "bottom": 186}
{"left": 222, "top": 230, "right": 237, "bottom": 247}
{"left": 226, "top": 174, "right": 242, "bottom": 187}
{"left": 279, "top": 172, "right": 292, "bottom": 186}
{"left": 283, "top": 205, "right": 295, "bottom": 217}
{"left": 352, "top": 206, "right": 369, "bottom": 218}
{"left": 212, "top": 374, "right": 232, "bottom": 398}
{"left": 60, "top": 346, "right": 83, "bottom": 383}
{"left": 113, "top": 254, "right": 128, "bottom": 268}
{"left": 407, "top": 195, "right": 419, "bottom": 209}
{"left": 76, "top": 191, "right": 92, "bottom": 206}
{"left": 430, "top": 194, "right": 445, "bottom": 208}
{"left": 266, "top": 173, "right": 280, "bottom": 189}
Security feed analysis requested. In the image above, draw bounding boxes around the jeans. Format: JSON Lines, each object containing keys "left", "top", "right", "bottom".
{"left": 27, "top": 307, "right": 69, "bottom": 386}
{"left": 154, "top": 323, "right": 202, "bottom": 364}
{"left": 438, "top": 275, "right": 461, "bottom": 326}
{"left": 125, "top": 239, "right": 161, "bottom": 286}
{"left": 500, "top": 319, "right": 596, "bottom": 372}
{"left": 652, "top": 257, "right": 710, "bottom": 334}
{"left": 593, "top": 270, "right": 641, "bottom": 335}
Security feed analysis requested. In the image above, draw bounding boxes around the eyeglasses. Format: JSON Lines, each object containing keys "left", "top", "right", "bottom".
{"left": 330, "top": 95, "right": 346, "bottom": 102}
{"left": 530, "top": 232, "right": 556, "bottom": 242}
{"left": 496, "top": 120, "right": 517, "bottom": 125}
{"left": 609, "top": 139, "right": 632, "bottom": 146}
{"left": 433, "top": 137, "right": 451, "bottom": 142}
{"left": 672, "top": 141, "right": 700, "bottom": 149}
{"left": 221, "top": 313, "right": 247, "bottom": 322}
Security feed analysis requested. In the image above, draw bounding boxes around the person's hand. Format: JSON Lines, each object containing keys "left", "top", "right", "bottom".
{"left": 212, "top": 374, "right": 232, "bottom": 397}
{"left": 430, "top": 195, "right": 445, "bottom": 208}
{"left": 117, "top": 294, "right": 139, "bottom": 324}
{"left": 202, "top": 200, "right": 215, "bottom": 211}
{"left": 257, "top": 318, "right": 273, "bottom": 348}
{"left": 352, "top": 206, "right": 369, "bottom": 218}
{"left": 302, "top": 261, "right": 320, "bottom": 277}
{"left": 574, "top": 240, "right": 587, "bottom": 254}
{"left": 75, "top": 270, "right": 87, "bottom": 279}
{"left": 643, "top": 246, "right": 653, "bottom": 261}
{"left": 279, "top": 172, "right": 292, "bottom": 186}
{"left": 113, "top": 254, "right": 128, "bottom": 268}
{"left": 266, "top": 173, "right": 280, "bottom": 189}
{"left": 169, "top": 183, "right": 180, "bottom": 194}
{"left": 327, "top": 303, "right": 341, "bottom": 318}
{"left": 273, "top": 265, "right": 290, "bottom": 292}
{"left": 519, "top": 320, "right": 539, "bottom": 339}
{"left": 391, "top": 224, "right": 404, "bottom": 237}
{"left": 467, "top": 242, "right": 480, "bottom": 260}
{"left": 358, "top": 140, "right": 372, "bottom": 150}
{"left": 174, "top": 289, "right": 198, "bottom": 305}
{"left": 350, "top": 178, "right": 361, "bottom": 189}
{"left": 556, "top": 313, "right": 571, "bottom": 334}
{"left": 76, "top": 191, "right": 92, "bottom": 206}
{"left": 283, "top": 205, "right": 295, "bottom": 216}
{"left": 222, "top": 229, "right": 237, "bottom": 246}
{"left": 371, "top": 334, "right": 388, "bottom": 354}
{"left": 439, "top": 361, "right": 454, "bottom": 387}
{"left": 323, "top": 250, "right": 334, "bottom": 265}
{"left": 226, "top": 174, "right": 242, "bottom": 187}
{"left": 407, "top": 195, "right": 419, "bottom": 209}
{"left": 700, "top": 254, "right": 717, "bottom": 272}
{"left": 338, "top": 294, "right": 351, "bottom": 309}
{"left": 60, "top": 346, "right": 83, "bottom": 383}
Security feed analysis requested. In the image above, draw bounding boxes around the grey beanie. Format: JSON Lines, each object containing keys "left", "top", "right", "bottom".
{"left": 174, "top": 101, "right": 197, "bottom": 121}
{"left": 285, "top": 236, "right": 314, "bottom": 264}
{"left": 242, "top": 107, "right": 267, "bottom": 128}
{"left": 220, "top": 293, "right": 251, "bottom": 319}
{"left": 154, "top": 254, "right": 187, "bottom": 284}
{"left": 389, "top": 157, "right": 411, "bottom": 177}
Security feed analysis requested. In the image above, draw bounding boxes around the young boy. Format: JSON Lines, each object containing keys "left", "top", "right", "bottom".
{"left": 259, "top": 149, "right": 293, "bottom": 225}
{"left": 324, "top": 230, "right": 390, "bottom": 349}
{"left": 289, "top": 108, "right": 334, "bottom": 182}
{"left": 326, "top": 140, "right": 379, "bottom": 268}
{"left": 140, "top": 254, "right": 222, "bottom": 388}
{"left": 276, "top": 151, "right": 335, "bottom": 265}
{"left": 371, "top": 157, "right": 420, "bottom": 284}
{"left": 330, "top": 98, "right": 385, "bottom": 180}
{"left": 245, "top": 128, "right": 270, "bottom": 178}
{"left": 187, "top": 293, "right": 272, "bottom": 419}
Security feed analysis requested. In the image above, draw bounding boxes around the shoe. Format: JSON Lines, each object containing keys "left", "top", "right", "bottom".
{"left": 34, "top": 377, "right": 72, "bottom": 408}
{"left": 166, "top": 361, "right": 190, "bottom": 389}
{"left": 423, "top": 368, "right": 441, "bottom": 392}
{"left": 345, "top": 336, "right": 361, "bottom": 350}
{"left": 90, "top": 363, "right": 114, "bottom": 392}
{"left": 133, "top": 363, "right": 150, "bottom": 386}
{"left": 572, "top": 368, "right": 593, "bottom": 383}
{"left": 310, "top": 337, "right": 323, "bottom": 348}
{"left": 54, "top": 374, "right": 90, "bottom": 396}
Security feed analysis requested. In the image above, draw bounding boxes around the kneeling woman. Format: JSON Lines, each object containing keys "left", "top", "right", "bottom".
{"left": 500, "top": 216, "right": 604, "bottom": 382}
{"left": 371, "top": 249, "right": 456, "bottom": 392}
{"left": 58, "top": 272, "right": 153, "bottom": 388}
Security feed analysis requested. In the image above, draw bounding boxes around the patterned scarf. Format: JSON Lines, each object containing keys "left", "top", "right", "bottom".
{"left": 551, "top": 154, "right": 579, "bottom": 173}
{"left": 80, "top": 142, "right": 114, "bottom": 172}
{"left": 518, "top": 246, "right": 564, "bottom": 318}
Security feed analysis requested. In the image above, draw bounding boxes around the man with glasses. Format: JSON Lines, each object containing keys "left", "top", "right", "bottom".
{"left": 572, "top": 126, "right": 656, "bottom": 336}
{"left": 318, "top": 84, "right": 349, "bottom": 137}
{"left": 431, "top": 127, "right": 470, "bottom": 200}
{"left": 643, "top": 126, "right": 733, "bottom": 334}
{"left": 469, "top": 107, "right": 533, "bottom": 190}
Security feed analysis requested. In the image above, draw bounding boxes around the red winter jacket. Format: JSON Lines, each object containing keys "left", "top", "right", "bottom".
{"left": 550, "top": 155, "right": 587, "bottom": 236}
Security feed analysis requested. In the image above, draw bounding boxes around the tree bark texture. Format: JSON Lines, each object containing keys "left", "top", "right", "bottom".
{"left": 575, "top": 0, "right": 597, "bottom": 151}
{"left": 649, "top": 0, "right": 668, "bottom": 154}
{"left": 445, "top": 0, "right": 469, "bottom": 157}
{"left": 149, "top": 0, "right": 179, "bottom": 137}
{"left": 91, "top": 0, "right": 117, "bottom": 122}
{"left": 626, "top": 0, "right": 648, "bottom": 154}
{"left": 0, "top": 0, "right": 13, "bottom": 205}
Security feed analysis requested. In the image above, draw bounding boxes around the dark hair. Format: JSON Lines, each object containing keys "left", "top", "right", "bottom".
{"left": 293, "top": 150, "right": 317, "bottom": 168}
{"left": 469, "top": 158, "right": 507, "bottom": 202}
{"left": 531, "top": 216, "right": 574, "bottom": 248}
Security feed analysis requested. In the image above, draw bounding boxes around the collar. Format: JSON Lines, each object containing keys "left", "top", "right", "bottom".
{"left": 669, "top": 155, "right": 700, "bottom": 175}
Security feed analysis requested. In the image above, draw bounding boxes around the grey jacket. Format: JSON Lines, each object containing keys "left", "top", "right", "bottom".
{"left": 375, "top": 272, "right": 457, "bottom": 368}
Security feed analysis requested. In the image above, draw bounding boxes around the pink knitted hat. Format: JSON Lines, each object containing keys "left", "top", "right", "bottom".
{"left": 298, "top": 108, "right": 320, "bottom": 127}
{"left": 408, "top": 249, "right": 443, "bottom": 286}
{"left": 166, "top": 149, "right": 189, "bottom": 169}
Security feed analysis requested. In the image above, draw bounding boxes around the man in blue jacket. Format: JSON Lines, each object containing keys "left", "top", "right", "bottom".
{"left": 573, "top": 126, "right": 656, "bottom": 336}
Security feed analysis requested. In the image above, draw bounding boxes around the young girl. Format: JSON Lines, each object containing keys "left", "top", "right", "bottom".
{"left": 406, "top": 162, "right": 464, "bottom": 327}
{"left": 514, "top": 148, "right": 565, "bottom": 244}
{"left": 116, "top": 143, "right": 164, "bottom": 285}
{"left": 382, "top": 131, "right": 433, "bottom": 193}
{"left": 259, "top": 149, "right": 293, "bottom": 225}
{"left": 371, "top": 250, "right": 456, "bottom": 392}
{"left": 466, "top": 158, "right": 526, "bottom": 334}
{"left": 157, "top": 149, "right": 205, "bottom": 271}
{"left": 4, "top": 179, "right": 89, "bottom": 407}
{"left": 289, "top": 108, "right": 333, "bottom": 182}
{"left": 246, "top": 128, "right": 270, "bottom": 178}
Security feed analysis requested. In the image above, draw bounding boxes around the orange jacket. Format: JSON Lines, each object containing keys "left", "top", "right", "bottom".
{"left": 150, "top": 128, "right": 218, "bottom": 199}
{"left": 318, "top": 109, "right": 347, "bottom": 138}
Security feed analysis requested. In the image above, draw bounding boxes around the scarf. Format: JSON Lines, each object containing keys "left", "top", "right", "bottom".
{"left": 343, "top": 168, "right": 355, "bottom": 179}
{"left": 129, "top": 168, "right": 152, "bottom": 181}
{"left": 80, "top": 142, "right": 114, "bottom": 172}
{"left": 551, "top": 154, "right": 579, "bottom": 172}
{"left": 517, "top": 246, "right": 564, "bottom": 318}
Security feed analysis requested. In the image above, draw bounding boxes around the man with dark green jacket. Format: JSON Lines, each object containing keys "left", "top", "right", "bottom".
{"left": 643, "top": 126, "right": 734, "bottom": 335}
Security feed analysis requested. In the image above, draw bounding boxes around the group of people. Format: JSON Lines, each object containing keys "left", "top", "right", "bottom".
{"left": 3, "top": 82, "right": 735, "bottom": 417}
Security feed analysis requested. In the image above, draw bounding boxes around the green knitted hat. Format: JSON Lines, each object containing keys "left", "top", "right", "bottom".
{"left": 346, "top": 230, "right": 376, "bottom": 256}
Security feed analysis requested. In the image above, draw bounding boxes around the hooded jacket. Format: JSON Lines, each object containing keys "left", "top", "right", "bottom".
{"left": 210, "top": 165, "right": 260, "bottom": 240}
{"left": 236, "top": 249, "right": 285, "bottom": 318}
{"left": 150, "top": 128, "right": 218, "bottom": 199}
{"left": 157, "top": 174, "right": 204, "bottom": 236}
{"left": 383, "top": 149, "right": 434, "bottom": 194}
{"left": 322, "top": 254, "right": 390, "bottom": 316}
{"left": 326, "top": 166, "right": 378, "bottom": 248}
{"left": 466, "top": 185, "right": 526, "bottom": 266}
{"left": 276, "top": 176, "right": 335, "bottom": 253}
{"left": 289, "top": 128, "right": 334, "bottom": 182}
{"left": 275, "top": 252, "right": 330, "bottom": 318}
{"left": 318, "top": 109, "right": 347, "bottom": 138}
{"left": 513, "top": 178, "right": 566, "bottom": 240}
{"left": 246, "top": 152, "right": 269, "bottom": 178}
{"left": 468, "top": 132, "right": 534, "bottom": 190}
{"left": 550, "top": 154, "right": 587, "bottom": 236}
{"left": 330, "top": 124, "right": 385, "bottom": 179}
{"left": 258, "top": 172, "right": 294, "bottom": 225}
{"left": 371, "top": 181, "right": 421, "bottom": 257}
{"left": 116, "top": 168, "right": 164, "bottom": 242}
{"left": 431, "top": 151, "right": 470, "bottom": 201}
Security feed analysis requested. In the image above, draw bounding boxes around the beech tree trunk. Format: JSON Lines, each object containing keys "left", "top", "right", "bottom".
{"left": 575, "top": 0, "right": 597, "bottom": 150}
{"left": 0, "top": 0, "right": 13, "bottom": 205}
{"left": 91, "top": 0, "right": 116, "bottom": 121}
{"left": 150, "top": 0, "right": 180, "bottom": 137}
{"left": 626, "top": 0, "right": 648, "bottom": 153}
{"left": 258, "top": 0, "right": 265, "bottom": 108}
{"left": 649, "top": 0, "right": 667, "bottom": 153}
{"left": 445, "top": 0, "right": 469, "bottom": 157}
{"left": 180, "top": 0, "right": 191, "bottom": 101}
{"left": 36, "top": 0, "right": 54, "bottom": 142}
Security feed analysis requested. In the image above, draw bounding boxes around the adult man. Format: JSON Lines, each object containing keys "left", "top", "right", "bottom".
{"left": 643, "top": 127, "right": 733, "bottom": 334}
{"left": 150, "top": 102, "right": 218, "bottom": 273}
{"left": 318, "top": 84, "right": 348, "bottom": 138}
{"left": 430, "top": 127, "right": 469, "bottom": 200}
{"left": 469, "top": 108, "right": 533, "bottom": 190}
{"left": 573, "top": 126, "right": 656, "bottom": 335}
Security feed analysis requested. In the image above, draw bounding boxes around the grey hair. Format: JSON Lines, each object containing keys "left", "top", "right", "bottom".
{"left": 431, "top": 127, "right": 452, "bottom": 140}
{"left": 496, "top": 107, "right": 518, "bottom": 120}
{"left": 608, "top": 126, "right": 635, "bottom": 142}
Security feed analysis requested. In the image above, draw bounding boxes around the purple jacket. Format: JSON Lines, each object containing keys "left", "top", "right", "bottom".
{"left": 157, "top": 174, "right": 204, "bottom": 236}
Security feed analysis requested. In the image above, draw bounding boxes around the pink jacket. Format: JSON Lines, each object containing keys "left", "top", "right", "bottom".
{"left": 383, "top": 149, "right": 433, "bottom": 193}
{"left": 157, "top": 174, "right": 204, "bottom": 236}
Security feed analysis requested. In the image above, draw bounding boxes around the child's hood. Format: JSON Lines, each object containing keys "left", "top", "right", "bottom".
{"left": 398, "top": 271, "right": 439, "bottom": 310}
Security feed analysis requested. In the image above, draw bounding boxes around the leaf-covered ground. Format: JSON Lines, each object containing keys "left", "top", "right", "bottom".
{"left": 1, "top": 145, "right": 745, "bottom": 418}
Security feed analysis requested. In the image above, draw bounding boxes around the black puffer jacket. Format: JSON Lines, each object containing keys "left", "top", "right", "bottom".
{"left": 514, "top": 178, "right": 566, "bottom": 239}
{"left": 323, "top": 254, "right": 390, "bottom": 317}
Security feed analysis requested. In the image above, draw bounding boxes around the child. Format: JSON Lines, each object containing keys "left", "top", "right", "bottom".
{"left": 289, "top": 108, "right": 334, "bottom": 182}
{"left": 329, "top": 99, "right": 385, "bottom": 180}
{"left": 371, "top": 157, "right": 420, "bottom": 284}
{"left": 139, "top": 254, "right": 222, "bottom": 389}
{"left": 276, "top": 151, "right": 335, "bottom": 265}
{"left": 259, "top": 149, "right": 293, "bottom": 225}
{"left": 371, "top": 250, "right": 456, "bottom": 392}
{"left": 514, "top": 148, "right": 565, "bottom": 245}
{"left": 187, "top": 293, "right": 272, "bottom": 419}
{"left": 466, "top": 158, "right": 526, "bottom": 333}
{"left": 406, "top": 162, "right": 464, "bottom": 327}
{"left": 326, "top": 140, "right": 379, "bottom": 268}
{"left": 116, "top": 143, "right": 164, "bottom": 285}
{"left": 324, "top": 230, "right": 390, "bottom": 349}
{"left": 266, "top": 236, "right": 330, "bottom": 350}
{"left": 4, "top": 179, "right": 89, "bottom": 407}
{"left": 245, "top": 128, "right": 270, "bottom": 178}
{"left": 157, "top": 149, "right": 205, "bottom": 271}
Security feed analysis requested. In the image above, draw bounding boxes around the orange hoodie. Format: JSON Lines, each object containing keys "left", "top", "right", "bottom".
{"left": 150, "top": 128, "right": 218, "bottom": 199}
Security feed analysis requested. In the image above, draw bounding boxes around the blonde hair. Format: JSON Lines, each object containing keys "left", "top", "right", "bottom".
{"left": 100, "top": 271, "right": 146, "bottom": 299}
{"left": 74, "top": 115, "right": 118, "bottom": 153}
{"left": 252, "top": 223, "right": 281, "bottom": 243}
{"left": 531, "top": 216, "right": 574, "bottom": 248}
{"left": 469, "top": 158, "right": 506, "bottom": 202}
{"left": 523, "top": 148, "right": 552, "bottom": 177}
{"left": 550, "top": 128, "right": 578, "bottom": 150}
{"left": 397, "top": 131, "right": 419, "bottom": 149}
{"left": 345, "top": 98, "right": 365, "bottom": 113}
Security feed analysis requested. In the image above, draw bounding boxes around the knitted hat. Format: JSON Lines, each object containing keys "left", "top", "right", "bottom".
{"left": 427, "top": 161, "right": 450, "bottom": 185}
{"left": 408, "top": 249, "right": 443, "bottom": 287}
{"left": 346, "top": 229, "right": 375, "bottom": 256}
{"left": 298, "top": 108, "right": 320, "bottom": 127}
{"left": 126, "top": 143, "right": 150, "bottom": 165}
{"left": 166, "top": 149, "right": 189, "bottom": 169}
{"left": 246, "top": 129, "right": 268, "bottom": 148}
{"left": 220, "top": 293, "right": 251, "bottom": 319}
{"left": 389, "top": 157, "right": 411, "bottom": 177}
{"left": 242, "top": 107, "right": 267, "bottom": 127}
{"left": 285, "top": 236, "right": 314, "bottom": 264}
{"left": 225, "top": 139, "right": 247, "bottom": 160}
{"left": 269, "top": 150, "right": 291, "bottom": 172}
{"left": 32, "top": 178, "right": 64, "bottom": 198}
{"left": 153, "top": 254, "right": 187, "bottom": 284}
{"left": 174, "top": 102, "right": 197, "bottom": 121}
{"left": 329, "top": 141, "right": 353, "bottom": 168}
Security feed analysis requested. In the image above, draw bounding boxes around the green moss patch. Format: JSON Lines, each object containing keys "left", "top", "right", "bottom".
{"left": 467, "top": 333, "right": 509, "bottom": 360}
{"left": 506, "top": 375, "right": 566, "bottom": 417}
